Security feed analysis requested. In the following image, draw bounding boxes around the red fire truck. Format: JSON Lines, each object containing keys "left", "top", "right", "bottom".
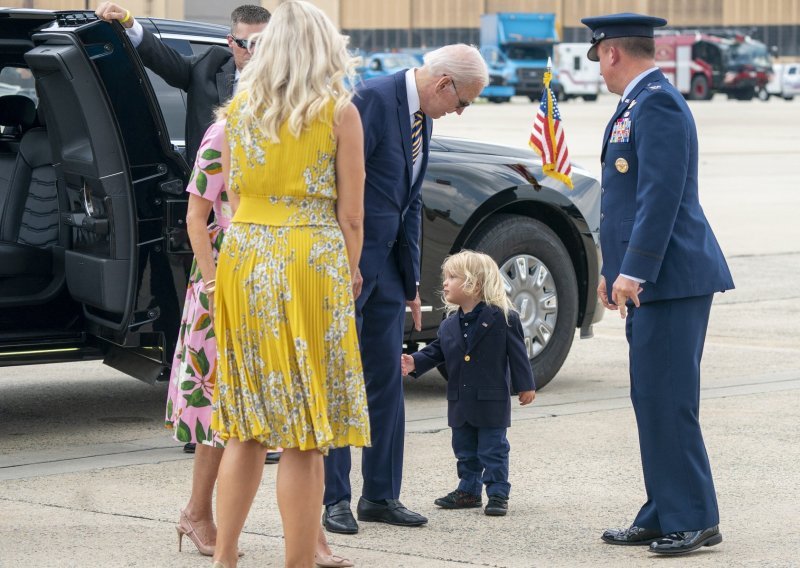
{"left": 655, "top": 32, "right": 772, "bottom": 101}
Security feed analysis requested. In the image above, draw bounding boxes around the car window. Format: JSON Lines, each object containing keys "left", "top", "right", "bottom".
{"left": 147, "top": 37, "right": 190, "bottom": 146}
{"left": 0, "top": 67, "right": 38, "bottom": 105}
{"left": 190, "top": 41, "right": 226, "bottom": 57}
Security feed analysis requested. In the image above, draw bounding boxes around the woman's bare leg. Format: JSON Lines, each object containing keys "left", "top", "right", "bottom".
{"left": 213, "top": 439, "right": 267, "bottom": 567}
{"left": 277, "top": 448, "right": 324, "bottom": 568}
{"left": 182, "top": 444, "right": 224, "bottom": 544}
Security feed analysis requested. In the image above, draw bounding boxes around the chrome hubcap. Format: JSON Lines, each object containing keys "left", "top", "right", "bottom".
{"left": 499, "top": 254, "right": 557, "bottom": 358}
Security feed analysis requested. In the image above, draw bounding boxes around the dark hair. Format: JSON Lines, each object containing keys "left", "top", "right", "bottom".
{"left": 607, "top": 36, "right": 655, "bottom": 59}
{"left": 231, "top": 5, "right": 271, "bottom": 30}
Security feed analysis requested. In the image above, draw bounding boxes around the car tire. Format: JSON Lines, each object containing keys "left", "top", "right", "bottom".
{"left": 582, "top": 94, "right": 598, "bottom": 102}
{"left": 467, "top": 214, "right": 579, "bottom": 389}
{"left": 689, "top": 74, "right": 711, "bottom": 100}
{"left": 784, "top": 95, "right": 794, "bottom": 101}
{"left": 757, "top": 87, "right": 770, "bottom": 101}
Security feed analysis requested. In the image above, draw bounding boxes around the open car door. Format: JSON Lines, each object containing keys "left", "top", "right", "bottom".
{"left": 8, "top": 16, "right": 190, "bottom": 381}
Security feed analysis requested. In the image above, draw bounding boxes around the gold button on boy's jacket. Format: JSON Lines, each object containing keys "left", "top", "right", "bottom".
{"left": 464, "top": 355, "right": 471, "bottom": 362}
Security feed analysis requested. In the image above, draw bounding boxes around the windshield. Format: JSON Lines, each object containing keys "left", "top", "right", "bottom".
{"left": 504, "top": 45, "right": 550, "bottom": 61}
{"left": 380, "top": 54, "right": 420, "bottom": 70}
{"left": 727, "top": 42, "right": 771, "bottom": 68}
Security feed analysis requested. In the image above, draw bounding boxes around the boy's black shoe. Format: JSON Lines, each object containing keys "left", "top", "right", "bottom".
{"left": 484, "top": 495, "right": 508, "bottom": 516}
{"left": 434, "top": 489, "right": 482, "bottom": 509}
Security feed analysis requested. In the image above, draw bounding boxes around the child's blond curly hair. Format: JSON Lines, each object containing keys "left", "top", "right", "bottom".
{"left": 441, "top": 250, "right": 515, "bottom": 321}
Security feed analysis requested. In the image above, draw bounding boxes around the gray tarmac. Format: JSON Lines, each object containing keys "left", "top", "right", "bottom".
{"left": 1, "top": 94, "right": 799, "bottom": 567}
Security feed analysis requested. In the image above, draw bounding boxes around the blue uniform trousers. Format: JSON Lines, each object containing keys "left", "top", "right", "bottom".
{"left": 324, "top": 251, "right": 406, "bottom": 504}
{"left": 627, "top": 294, "right": 720, "bottom": 533}
{"left": 452, "top": 424, "right": 511, "bottom": 498}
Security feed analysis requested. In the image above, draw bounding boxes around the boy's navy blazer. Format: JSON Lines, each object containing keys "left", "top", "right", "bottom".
{"left": 352, "top": 71, "right": 432, "bottom": 300}
{"left": 600, "top": 68, "right": 733, "bottom": 302}
{"left": 411, "top": 306, "right": 535, "bottom": 429}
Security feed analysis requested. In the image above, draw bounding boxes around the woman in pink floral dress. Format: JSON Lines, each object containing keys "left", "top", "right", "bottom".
{"left": 165, "top": 119, "right": 231, "bottom": 556}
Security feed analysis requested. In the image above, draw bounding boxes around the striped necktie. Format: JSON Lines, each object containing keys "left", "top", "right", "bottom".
{"left": 411, "top": 110, "right": 424, "bottom": 163}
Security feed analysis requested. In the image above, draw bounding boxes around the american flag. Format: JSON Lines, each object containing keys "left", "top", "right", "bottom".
{"left": 529, "top": 69, "right": 573, "bottom": 189}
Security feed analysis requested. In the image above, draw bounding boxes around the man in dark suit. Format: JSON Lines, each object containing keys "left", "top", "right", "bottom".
{"left": 322, "top": 45, "right": 489, "bottom": 534}
{"left": 581, "top": 13, "right": 734, "bottom": 555}
{"left": 95, "top": 2, "right": 270, "bottom": 166}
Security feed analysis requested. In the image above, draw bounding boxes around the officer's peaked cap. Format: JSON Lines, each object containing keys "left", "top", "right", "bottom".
{"left": 581, "top": 13, "right": 667, "bottom": 61}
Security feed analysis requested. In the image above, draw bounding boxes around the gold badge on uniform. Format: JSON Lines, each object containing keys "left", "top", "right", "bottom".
{"left": 464, "top": 355, "right": 471, "bottom": 362}
{"left": 615, "top": 158, "right": 629, "bottom": 173}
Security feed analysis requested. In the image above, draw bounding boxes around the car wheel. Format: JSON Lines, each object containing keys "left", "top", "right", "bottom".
{"left": 689, "top": 74, "right": 711, "bottom": 100}
{"left": 757, "top": 87, "right": 770, "bottom": 101}
{"left": 784, "top": 95, "right": 795, "bottom": 101}
{"left": 468, "top": 214, "right": 579, "bottom": 389}
{"left": 582, "top": 94, "right": 598, "bottom": 102}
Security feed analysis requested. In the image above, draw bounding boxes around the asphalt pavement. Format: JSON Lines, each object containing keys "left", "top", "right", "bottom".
{"left": 1, "top": 94, "right": 799, "bottom": 567}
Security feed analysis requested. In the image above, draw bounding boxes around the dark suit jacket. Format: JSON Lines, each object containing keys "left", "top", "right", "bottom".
{"left": 411, "top": 307, "right": 535, "bottom": 429}
{"left": 137, "top": 28, "right": 235, "bottom": 166}
{"left": 352, "top": 71, "right": 432, "bottom": 300}
{"left": 600, "top": 69, "right": 734, "bottom": 302}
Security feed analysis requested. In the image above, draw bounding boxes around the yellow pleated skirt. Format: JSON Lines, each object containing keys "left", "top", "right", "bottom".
{"left": 212, "top": 221, "right": 370, "bottom": 453}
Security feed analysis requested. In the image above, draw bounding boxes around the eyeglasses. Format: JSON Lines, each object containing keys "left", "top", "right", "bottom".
{"left": 449, "top": 77, "right": 471, "bottom": 109}
{"left": 229, "top": 34, "right": 257, "bottom": 52}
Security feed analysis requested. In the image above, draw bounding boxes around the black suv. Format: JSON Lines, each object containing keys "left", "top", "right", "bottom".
{"left": 0, "top": 10, "right": 601, "bottom": 388}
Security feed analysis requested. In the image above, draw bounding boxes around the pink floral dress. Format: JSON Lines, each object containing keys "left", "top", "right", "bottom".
{"left": 165, "top": 121, "right": 232, "bottom": 447}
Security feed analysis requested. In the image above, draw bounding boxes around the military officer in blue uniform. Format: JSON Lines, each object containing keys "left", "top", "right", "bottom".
{"left": 581, "top": 13, "right": 734, "bottom": 555}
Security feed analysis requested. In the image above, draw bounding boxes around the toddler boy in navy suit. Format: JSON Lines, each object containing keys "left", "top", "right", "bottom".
{"left": 401, "top": 251, "right": 535, "bottom": 516}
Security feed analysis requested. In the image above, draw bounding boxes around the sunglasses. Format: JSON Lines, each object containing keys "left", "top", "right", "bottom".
{"left": 229, "top": 34, "right": 257, "bottom": 51}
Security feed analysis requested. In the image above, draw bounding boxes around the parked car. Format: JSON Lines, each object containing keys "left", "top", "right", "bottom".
{"left": 0, "top": 9, "right": 602, "bottom": 389}
{"left": 356, "top": 52, "right": 422, "bottom": 81}
{"left": 759, "top": 62, "right": 800, "bottom": 101}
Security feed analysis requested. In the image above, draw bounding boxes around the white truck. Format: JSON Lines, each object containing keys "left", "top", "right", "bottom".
{"left": 759, "top": 62, "right": 800, "bottom": 101}
{"left": 554, "top": 43, "right": 602, "bottom": 101}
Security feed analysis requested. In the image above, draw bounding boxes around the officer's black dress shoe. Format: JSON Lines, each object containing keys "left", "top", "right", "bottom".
{"left": 356, "top": 497, "right": 428, "bottom": 527}
{"left": 649, "top": 526, "right": 722, "bottom": 554}
{"left": 323, "top": 500, "right": 358, "bottom": 534}
{"left": 601, "top": 525, "right": 663, "bottom": 545}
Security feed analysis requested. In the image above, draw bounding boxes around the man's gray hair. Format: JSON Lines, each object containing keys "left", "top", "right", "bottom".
{"left": 422, "top": 44, "right": 489, "bottom": 88}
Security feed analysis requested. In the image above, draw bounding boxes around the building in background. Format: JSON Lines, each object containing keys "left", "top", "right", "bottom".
{"left": 6, "top": 0, "right": 799, "bottom": 57}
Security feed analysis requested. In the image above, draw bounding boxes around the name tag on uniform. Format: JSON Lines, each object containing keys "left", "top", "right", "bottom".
{"left": 610, "top": 117, "right": 631, "bottom": 144}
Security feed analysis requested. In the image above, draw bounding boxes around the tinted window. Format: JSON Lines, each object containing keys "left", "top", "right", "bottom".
{"left": 0, "top": 67, "right": 38, "bottom": 105}
{"left": 147, "top": 38, "right": 190, "bottom": 145}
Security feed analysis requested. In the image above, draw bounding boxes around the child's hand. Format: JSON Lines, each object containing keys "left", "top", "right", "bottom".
{"left": 401, "top": 354, "right": 416, "bottom": 376}
{"left": 518, "top": 390, "right": 536, "bottom": 405}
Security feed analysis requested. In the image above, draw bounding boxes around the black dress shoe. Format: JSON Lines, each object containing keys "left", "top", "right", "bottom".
{"left": 484, "top": 495, "right": 508, "bottom": 516}
{"left": 434, "top": 489, "right": 482, "bottom": 509}
{"left": 649, "top": 526, "right": 722, "bottom": 555}
{"left": 356, "top": 497, "right": 428, "bottom": 527}
{"left": 323, "top": 500, "right": 358, "bottom": 534}
{"left": 601, "top": 525, "right": 663, "bottom": 545}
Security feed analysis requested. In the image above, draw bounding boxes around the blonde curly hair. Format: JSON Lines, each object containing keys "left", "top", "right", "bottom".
{"left": 441, "top": 250, "right": 515, "bottom": 322}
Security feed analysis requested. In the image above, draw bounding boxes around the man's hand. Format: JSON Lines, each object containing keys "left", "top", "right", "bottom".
{"left": 351, "top": 267, "right": 363, "bottom": 300}
{"left": 611, "top": 275, "right": 643, "bottom": 318}
{"left": 406, "top": 289, "right": 421, "bottom": 331}
{"left": 400, "top": 354, "right": 415, "bottom": 376}
{"left": 597, "top": 276, "right": 616, "bottom": 311}
{"left": 518, "top": 390, "right": 536, "bottom": 406}
{"left": 95, "top": 2, "right": 135, "bottom": 28}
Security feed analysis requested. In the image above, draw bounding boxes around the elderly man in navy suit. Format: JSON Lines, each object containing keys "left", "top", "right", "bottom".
{"left": 323, "top": 45, "right": 489, "bottom": 534}
{"left": 581, "top": 13, "right": 734, "bottom": 555}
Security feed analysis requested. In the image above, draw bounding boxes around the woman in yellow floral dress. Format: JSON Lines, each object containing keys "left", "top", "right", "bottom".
{"left": 210, "top": 2, "right": 369, "bottom": 567}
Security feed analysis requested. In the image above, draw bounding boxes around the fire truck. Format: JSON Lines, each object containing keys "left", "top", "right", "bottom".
{"left": 654, "top": 31, "right": 772, "bottom": 101}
